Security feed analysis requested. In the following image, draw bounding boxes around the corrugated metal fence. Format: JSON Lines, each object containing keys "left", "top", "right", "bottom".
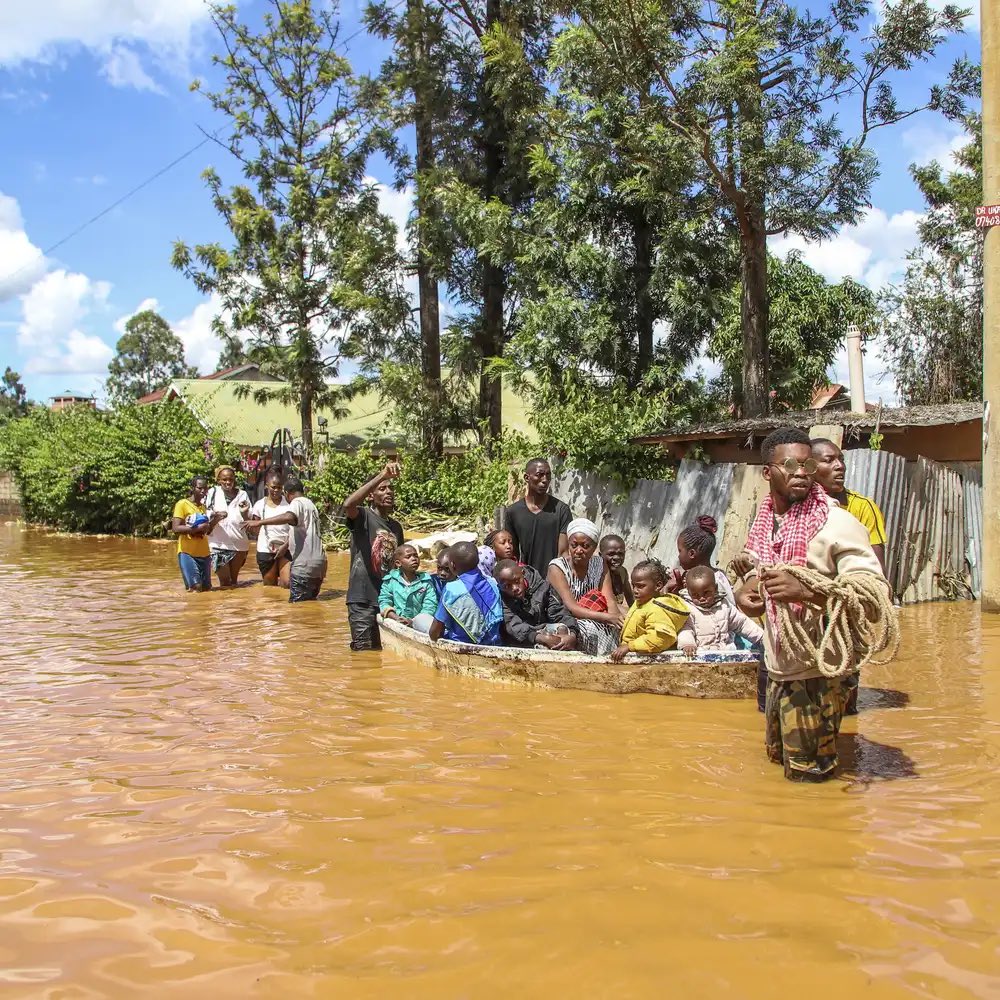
{"left": 552, "top": 451, "right": 982, "bottom": 605}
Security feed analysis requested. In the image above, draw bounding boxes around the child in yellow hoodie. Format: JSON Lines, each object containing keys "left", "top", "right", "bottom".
{"left": 611, "top": 560, "right": 691, "bottom": 661}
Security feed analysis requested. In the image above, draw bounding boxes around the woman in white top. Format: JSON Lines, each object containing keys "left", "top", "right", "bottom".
{"left": 249, "top": 470, "right": 292, "bottom": 588}
{"left": 206, "top": 465, "right": 251, "bottom": 588}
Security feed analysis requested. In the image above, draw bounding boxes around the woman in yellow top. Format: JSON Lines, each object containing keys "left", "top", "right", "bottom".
{"left": 611, "top": 560, "right": 691, "bottom": 662}
{"left": 171, "top": 476, "right": 225, "bottom": 592}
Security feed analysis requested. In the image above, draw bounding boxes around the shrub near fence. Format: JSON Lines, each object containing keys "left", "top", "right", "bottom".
{"left": 0, "top": 403, "right": 240, "bottom": 536}
{"left": 309, "top": 441, "right": 529, "bottom": 543}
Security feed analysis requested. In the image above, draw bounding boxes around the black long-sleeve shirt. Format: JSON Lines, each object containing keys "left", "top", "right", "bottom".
{"left": 500, "top": 566, "right": 578, "bottom": 647}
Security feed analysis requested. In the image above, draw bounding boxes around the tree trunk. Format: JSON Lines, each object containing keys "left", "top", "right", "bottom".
{"left": 478, "top": 0, "right": 505, "bottom": 453}
{"left": 632, "top": 207, "right": 655, "bottom": 384}
{"left": 735, "top": 16, "right": 769, "bottom": 418}
{"left": 738, "top": 217, "right": 769, "bottom": 417}
{"left": 409, "top": 0, "right": 443, "bottom": 457}
{"left": 480, "top": 262, "right": 504, "bottom": 446}
{"left": 299, "top": 382, "right": 314, "bottom": 451}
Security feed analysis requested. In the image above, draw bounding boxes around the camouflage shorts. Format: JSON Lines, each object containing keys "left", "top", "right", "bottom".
{"left": 764, "top": 675, "right": 846, "bottom": 782}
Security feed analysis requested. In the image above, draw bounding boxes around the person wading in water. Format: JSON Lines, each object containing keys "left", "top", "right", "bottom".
{"left": 205, "top": 465, "right": 251, "bottom": 588}
{"left": 735, "top": 427, "right": 886, "bottom": 783}
{"left": 809, "top": 437, "right": 890, "bottom": 715}
{"left": 503, "top": 459, "right": 571, "bottom": 578}
{"left": 342, "top": 462, "right": 404, "bottom": 650}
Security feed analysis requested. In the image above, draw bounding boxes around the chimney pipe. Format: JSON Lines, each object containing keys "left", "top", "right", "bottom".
{"left": 846, "top": 325, "right": 866, "bottom": 413}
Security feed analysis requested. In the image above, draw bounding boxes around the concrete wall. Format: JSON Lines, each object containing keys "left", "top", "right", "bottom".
{"left": 0, "top": 470, "right": 22, "bottom": 518}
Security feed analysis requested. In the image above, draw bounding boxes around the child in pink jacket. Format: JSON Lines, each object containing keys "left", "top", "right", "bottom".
{"left": 677, "top": 566, "right": 764, "bottom": 654}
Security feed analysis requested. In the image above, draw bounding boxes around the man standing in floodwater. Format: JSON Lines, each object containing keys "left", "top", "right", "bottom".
{"left": 246, "top": 475, "right": 328, "bottom": 602}
{"left": 504, "top": 459, "right": 571, "bottom": 578}
{"left": 736, "top": 427, "right": 886, "bottom": 783}
{"left": 810, "top": 438, "right": 887, "bottom": 571}
{"left": 810, "top": 436, "right": 889, "bottom": 716}
{"left": 342, "top": 462, "right": 404, "bottom": 650}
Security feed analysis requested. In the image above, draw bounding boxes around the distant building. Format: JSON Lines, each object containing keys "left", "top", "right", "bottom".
{"left": 809, "top": 383, "right": 878, "bottom": 412}
{"left": 632, "top": 402, "right": 983, "bottom": 465}
{"left": 141, "top": 375, "right": 533, "bottom": 452}
{"left": 50, "top": 390, "right": 96, "bottom": 412}
{"left": 135, "top": 363, "right": 283, "bottom": 405}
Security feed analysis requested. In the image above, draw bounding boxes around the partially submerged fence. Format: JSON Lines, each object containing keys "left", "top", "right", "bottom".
{"left": 552, "top": 451, "right": 982, "bottom": 605}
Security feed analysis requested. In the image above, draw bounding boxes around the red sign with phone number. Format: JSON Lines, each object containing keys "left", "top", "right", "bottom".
{"left": 975, "top": 204, "right": 1000, "bottom": 228}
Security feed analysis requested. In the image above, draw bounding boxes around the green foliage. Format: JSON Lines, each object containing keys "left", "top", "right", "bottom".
{"left": 879, "top": 113, "right": 983, "bottom": 404}
{"left": 710, "top": 252, "right": 877, "bottom": 408}
{"left": 309, "top": 437, "right": 533, "bottom": 538}
{"left": 539, "top": 0, "right": 976, "bottom": 414}
{"left": 0, "top": 402, "right": 239, "bottom": 535}
{"left": 106, "top": 309, "right": 197, "bottom": 404}
{"left": 174, "top": 0, "right": 412, "bottom": 448}
{"left": 529, "top": 371, "right": 712, "bottom": 487}
{"left": 0, "top": 367, "right": 29, "bottom": 423}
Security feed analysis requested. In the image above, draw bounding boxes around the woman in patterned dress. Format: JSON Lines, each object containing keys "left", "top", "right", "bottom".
{"left": 546, "top": 518, "right": 624, "bottom": 656}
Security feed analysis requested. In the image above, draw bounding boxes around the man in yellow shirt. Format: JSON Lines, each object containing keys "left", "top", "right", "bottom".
{"left": 810, "top": 438, "right": 887, "bottom": 570}
{"left": 171, "top": 476, "right": 225, "bottom": 592}
{"left": 810, "top": 437, "right": 889, "bottom": 716}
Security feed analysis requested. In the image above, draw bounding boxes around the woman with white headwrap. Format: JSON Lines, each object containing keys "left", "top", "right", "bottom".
{"left": 547, "top": 518, "right": 624, "bottom": 655}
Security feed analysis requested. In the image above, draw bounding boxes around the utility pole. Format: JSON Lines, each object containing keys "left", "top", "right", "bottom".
{"left": 982, "top": 0, "right": 1000, "bottom": 609}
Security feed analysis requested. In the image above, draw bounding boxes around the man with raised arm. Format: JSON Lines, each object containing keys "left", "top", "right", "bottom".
{"left": 735, "top": 428, "right": 886, "bottom": 783}
{"left": 503, "top": 458, "right": 571, "bottom": 578}
{"left": 342, "top": 462, "right": 404, "bottom": 650}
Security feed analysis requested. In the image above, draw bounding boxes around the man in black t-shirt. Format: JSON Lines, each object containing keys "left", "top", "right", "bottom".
{"left": 343, "top": 462, "right": 404, "bottom": 650}
{"left": 503, "top": 458, "right": 571, "bottom": 578}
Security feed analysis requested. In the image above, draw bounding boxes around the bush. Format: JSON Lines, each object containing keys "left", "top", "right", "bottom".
{"left": 308, "top": 436, "right": 535, "bottom": 541}
{"left": 0, "top": 402, "right": 239, "bottom": 535}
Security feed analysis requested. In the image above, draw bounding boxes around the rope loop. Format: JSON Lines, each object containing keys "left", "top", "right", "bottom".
{"left": 763, "top": 567, "right": 900, "bottom": 677}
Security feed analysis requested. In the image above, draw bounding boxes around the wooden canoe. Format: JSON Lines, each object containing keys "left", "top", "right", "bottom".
{"left": 378, "top": 616, "right": 760, "bottom": 699}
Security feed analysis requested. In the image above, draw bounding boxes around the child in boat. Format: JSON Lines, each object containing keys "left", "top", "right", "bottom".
{"left": 431, "top": 546, "right": 456, "bottom": 599}
{"left": 677, "top": 566, "right": 764, "bottom": 654}
{"left": 378, "top": 544, "right": 439, "bottom": 633}
{"left": 599, "top": 534, "right": 633, "bottom": 609}
{"left": 494, "top": 559, "right": 578, "bottom": 650}
{"left": 611, "top": 560, "right": 691, "bottom": 662}
{"left": 486, "top": 528, "right": 520, "bottom": 564}
{"left": 670, "top": 515, "right": 736, "bottom": 605}
{"left": 429, "top": 541, "right": 504, "bottom": 646}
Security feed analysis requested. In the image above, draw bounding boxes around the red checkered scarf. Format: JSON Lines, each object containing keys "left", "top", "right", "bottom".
{"left": 745, "top": 482, "right": 830, "bottom": 633}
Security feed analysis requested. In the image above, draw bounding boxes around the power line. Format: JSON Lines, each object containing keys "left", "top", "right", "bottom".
{"left": 0, "top": 2, "right": 402, "bottom": 290}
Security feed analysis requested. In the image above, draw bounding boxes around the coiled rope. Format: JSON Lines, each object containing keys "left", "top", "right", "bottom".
{"left": 761, "top": 567, "right": 900, "bottom": 678}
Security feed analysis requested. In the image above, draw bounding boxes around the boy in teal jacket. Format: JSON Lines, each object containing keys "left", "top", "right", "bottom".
{"left": 378, "top": 543, "right": 438, "bottom": 632}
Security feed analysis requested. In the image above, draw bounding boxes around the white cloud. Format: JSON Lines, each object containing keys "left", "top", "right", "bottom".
{"left": 901, "top": 122, "right": 969, "bottom": 173}
{"left": 170, "top": 293, "right": 228, "bottom": 373}
{"left": 372, "top": 179, "right": 414, "bottom": 255}
{"left": 17, "top": 268, "right": 113, "bottom": 375}
{"left": 102, "top": 44, "right": 164, "bottom": 94}
{"left": 0, "top": 190, "right": 48, "bottom": 301}
{"left": 769, "top": 207, "right": 923, "bottom": 291}
{"left": 0, "top": 0, "right": 211, "bottom": 91}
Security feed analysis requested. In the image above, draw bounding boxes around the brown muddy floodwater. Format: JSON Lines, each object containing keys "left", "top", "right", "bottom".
{"left": 2, "top": 523, "right": 1000, "bottom": 998}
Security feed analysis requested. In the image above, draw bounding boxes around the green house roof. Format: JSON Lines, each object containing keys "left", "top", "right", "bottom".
{"left": 162, "top": 378, "right": 533, "bottom": 450}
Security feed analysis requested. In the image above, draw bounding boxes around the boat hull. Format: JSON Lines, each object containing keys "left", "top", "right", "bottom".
{"left": 378, "top": 617, "right": 759, "bottom": 699}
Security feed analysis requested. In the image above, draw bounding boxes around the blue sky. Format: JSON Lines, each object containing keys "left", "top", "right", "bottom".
{"left": 0, "top": 0, "right": 981, "bottom": 406}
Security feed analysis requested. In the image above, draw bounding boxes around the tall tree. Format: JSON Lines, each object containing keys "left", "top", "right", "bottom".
{"left": 366, "top": 0, "right": 456, "bottom": 455}
{"left": 0, "top": 367, "right": 29, "bottom": 422}
{"left": 710, "top": 252, "right": 877, "bottom": 408}
{"left": 106, "top": 310, "right": 197, "bottom": 403}
{"left": 499, "top": 28, "right": 734, "bottom": 390}
{"left": 556, "top": 0, "right": 977, "bottom": 415}
{"left": 880, "top": 113, "right": 983, "bottom": 404}
{"left": 173, "top": 0, "right": 411, "bottom": 450}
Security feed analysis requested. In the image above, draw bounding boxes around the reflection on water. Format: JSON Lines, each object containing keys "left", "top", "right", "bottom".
{"left": 3, "top": 523, "right": 1000, "bottom": 998}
